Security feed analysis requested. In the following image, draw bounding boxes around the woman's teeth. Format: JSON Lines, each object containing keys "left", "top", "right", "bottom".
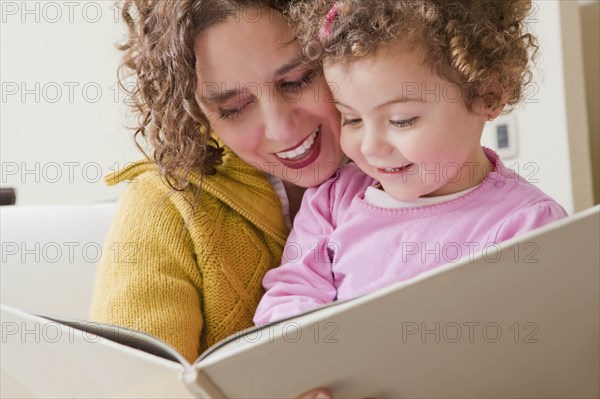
{"left": 276, "top": 128, "right": 319, "bottom": 160}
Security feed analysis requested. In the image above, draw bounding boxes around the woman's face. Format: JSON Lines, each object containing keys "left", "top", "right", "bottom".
{"left": 194, "top": 8, "right": 344, "bottom": 187}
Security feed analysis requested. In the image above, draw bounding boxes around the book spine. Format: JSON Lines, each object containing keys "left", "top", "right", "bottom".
{"left": 181, "top": 368, "right": 226, "bottom": 398}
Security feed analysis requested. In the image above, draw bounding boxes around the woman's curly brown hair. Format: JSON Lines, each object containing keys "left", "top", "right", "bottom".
{"left": 289, "top": 0, "right": 539, "bottom": 110}
{"left": 117, "top": 0, "right": 292, "bottom": 191}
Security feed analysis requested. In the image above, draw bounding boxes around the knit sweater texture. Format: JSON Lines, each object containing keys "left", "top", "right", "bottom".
{"left": 89, "top": 147, "right": 289, "bottom": 363}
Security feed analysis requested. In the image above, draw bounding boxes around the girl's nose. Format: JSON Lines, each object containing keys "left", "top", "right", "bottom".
{"left": 360, "top": 126, "right": 393, "bottom": 158}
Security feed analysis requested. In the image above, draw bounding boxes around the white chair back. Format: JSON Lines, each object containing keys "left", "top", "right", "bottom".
{"left": 0, "top": 203, "right": 116, "bottom": 319}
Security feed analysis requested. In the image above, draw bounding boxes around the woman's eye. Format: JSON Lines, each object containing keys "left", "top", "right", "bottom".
{"left": 278, "top": 70, "right": 316, "bottom": 91}
{"left": 218, "top": 101, "right": 253, "bottom": 120}
{"left": 390, "top": 117, "right": 418, "bottom": 128}
{"left": 342, "top": 117, "right": 362, "bottom": 127}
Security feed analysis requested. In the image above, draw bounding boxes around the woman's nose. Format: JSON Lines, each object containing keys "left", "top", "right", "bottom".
{"left": 262, "top": 91, "right": 301, "bottom": 143}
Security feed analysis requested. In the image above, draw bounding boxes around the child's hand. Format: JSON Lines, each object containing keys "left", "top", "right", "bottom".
{"left": 298, "top": 388, "right": 333, "bottom": 399}
{"left": 298, "top": 388, "right": 332, "bottom": 399}
{"left": 298, "top": 388, "right": 375, "bottom": 399}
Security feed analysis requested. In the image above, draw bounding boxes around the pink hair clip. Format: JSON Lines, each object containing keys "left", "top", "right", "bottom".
{"left": 319, "top": 1, "right": 340, "bottom": 40}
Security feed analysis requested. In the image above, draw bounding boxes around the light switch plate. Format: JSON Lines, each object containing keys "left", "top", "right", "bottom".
{"left": 481, "top": 113, "right": 519, "bottom": 159}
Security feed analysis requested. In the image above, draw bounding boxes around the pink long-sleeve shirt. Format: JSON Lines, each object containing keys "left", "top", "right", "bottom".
{"left": 254, "top": 149, "right": 568, "bottom": 324}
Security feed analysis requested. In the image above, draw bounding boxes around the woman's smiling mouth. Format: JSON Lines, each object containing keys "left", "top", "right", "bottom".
{"left": 274, "top": 126, "right": 322, "bottom": 169}
{"left": 276, "top": 126, "right": 320, "bottom": 160}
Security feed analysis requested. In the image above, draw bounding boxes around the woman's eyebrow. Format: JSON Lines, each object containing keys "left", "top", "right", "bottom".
{"left": 273, "top": 55, "right": 304, "bottom": 77}
{"left": 199, "top": 56, "right": 305, "bottom": 106}
{"left": 200, "top": 88, "right": 241, "bottom": 106}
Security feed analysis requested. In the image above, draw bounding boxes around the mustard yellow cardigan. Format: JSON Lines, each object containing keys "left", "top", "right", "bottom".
{"left": 89, "top": 148, "right": 289, "bottom": 363}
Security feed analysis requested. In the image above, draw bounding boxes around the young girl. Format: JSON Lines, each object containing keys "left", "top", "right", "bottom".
{"left": 254, "top": 0, "right": 568, "bottom": 324}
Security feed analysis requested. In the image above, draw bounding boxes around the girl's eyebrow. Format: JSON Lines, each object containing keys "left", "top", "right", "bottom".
{"left": 334, "top": 100, "right": 357, "bottom": 112}
{"left": 375, "top": 96, "right": 425, "bottom": 109}
{"left": 200, "top": 56, "right": 305, "bottom": 106}
{"left": 335, "top": 96, "right": 425, "bottom": 113}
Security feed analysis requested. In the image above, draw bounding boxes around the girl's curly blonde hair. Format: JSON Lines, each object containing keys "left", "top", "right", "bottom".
{"left": 117, "top": 0, "right": 291, "bottom": 191}
{"left": 289, "top": 0, "right": 538, "bottom": 110}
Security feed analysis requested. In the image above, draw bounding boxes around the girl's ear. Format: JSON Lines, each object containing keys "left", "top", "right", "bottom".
{"left": 473, "top": 80, "right": 509, "bottom": 121}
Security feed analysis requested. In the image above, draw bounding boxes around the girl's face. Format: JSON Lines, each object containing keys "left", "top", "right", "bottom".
{"left": 324, "top": 45, "right": 491, "bottom": 201}
{"left": 194, "top": 8, "right": 344, "bottom": 187}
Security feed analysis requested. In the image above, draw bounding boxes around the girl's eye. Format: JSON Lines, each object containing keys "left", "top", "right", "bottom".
{"left": 218, "top": 100, "right": 254, "bottom": 120}
{"left": 278, "top": 70, "right": 317, "bottom": 91}
{"left": 342, "top": 117, "right": 362, "bottom": 127}
{"left": 390, "top": 117, "right": 418, "bottom": 128}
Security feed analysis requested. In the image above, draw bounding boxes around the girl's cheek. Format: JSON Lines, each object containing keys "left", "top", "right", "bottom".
{"left": 340, "top": 131, "right": 360, "bottom": 156}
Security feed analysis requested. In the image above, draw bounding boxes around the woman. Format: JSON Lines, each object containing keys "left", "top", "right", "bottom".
{"left": 89, "top": 0, "right": 344, "bottom": 390}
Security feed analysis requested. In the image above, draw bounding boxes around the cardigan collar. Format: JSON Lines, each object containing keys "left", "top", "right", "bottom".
{"left": 104, "top": 146, "right": 289, "bottom": 245}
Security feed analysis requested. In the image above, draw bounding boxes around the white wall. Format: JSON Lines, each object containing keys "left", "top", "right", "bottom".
{"left": 559, "top": 0, "right": 594, "bottom": 212}
{"left": 0, "top": 0, "right": 595, "bottom": 211}
{"left": 480, "top": 0, "right": 593, "bottom": 214}
{"left": 579, "top": 0, "right": 600, "bottom": 205}
{"left": 1, "top": 1, "right": 140, "bottom": 205}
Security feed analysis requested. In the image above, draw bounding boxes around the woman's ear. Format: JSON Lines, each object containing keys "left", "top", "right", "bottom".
{"left": 473, "top": 80, "right": 509, "bottom": 121}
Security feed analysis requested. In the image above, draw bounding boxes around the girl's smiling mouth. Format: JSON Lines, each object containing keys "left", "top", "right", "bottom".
{"left": 375, "top": 163, "right": 415, "bottom": 180}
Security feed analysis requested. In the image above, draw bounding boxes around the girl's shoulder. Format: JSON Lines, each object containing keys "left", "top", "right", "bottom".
{"left": 318, "top": 162, "right": 377, "bottom": 192}
{"left": 337, "top": 161, "right": 372, "bottom": 180}
{"left": 304, "top": 162, "right": 377, "bottom": 211}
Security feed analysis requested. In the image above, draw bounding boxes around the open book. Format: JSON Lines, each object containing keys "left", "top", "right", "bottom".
{"left": 1, "top": 206, "right": 599, "bottom": 398}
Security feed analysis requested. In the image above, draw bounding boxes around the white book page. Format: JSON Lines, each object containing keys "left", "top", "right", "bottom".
{"left": 1, "top": 305, "right": 195, "bottom": 398}
{"left": 194, "top": 206, "right": 600, "bottom": 398}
